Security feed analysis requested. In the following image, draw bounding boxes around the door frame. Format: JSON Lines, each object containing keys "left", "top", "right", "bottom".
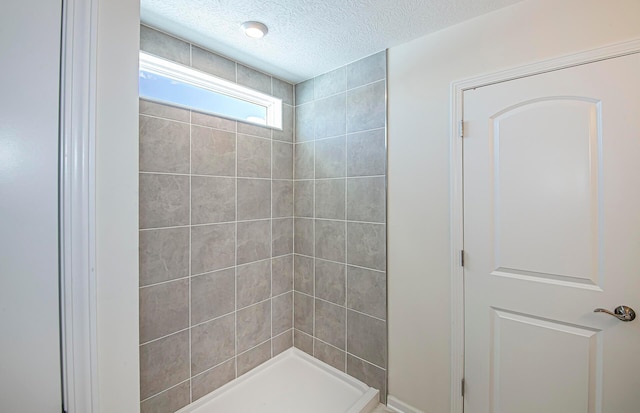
{"left": 59, "top": 0, "right": 99, "bottom": 411}
{"left": 448, "top": 37, "right": 640, "bottom": 413}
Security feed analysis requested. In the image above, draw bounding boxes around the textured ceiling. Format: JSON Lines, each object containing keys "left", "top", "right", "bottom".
{"left": 141, "top": 0, "right": 523, "bottom": 83}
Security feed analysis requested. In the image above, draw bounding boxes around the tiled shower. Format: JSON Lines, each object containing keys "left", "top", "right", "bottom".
{"left": 138, "top": 26, "right": 387, "bottom": 412}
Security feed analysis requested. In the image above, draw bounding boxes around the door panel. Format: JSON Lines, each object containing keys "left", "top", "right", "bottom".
{"left": 464, "top": 53, "right": 640, "bottom": 413}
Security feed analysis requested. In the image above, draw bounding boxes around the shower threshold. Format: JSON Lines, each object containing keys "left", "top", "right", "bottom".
{"left": 177, "top": 347, "right": 380, "bottom": 413}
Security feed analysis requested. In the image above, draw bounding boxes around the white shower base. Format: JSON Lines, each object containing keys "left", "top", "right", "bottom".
{"left": 177, "top": 348, "right": 379, "bottom": 413}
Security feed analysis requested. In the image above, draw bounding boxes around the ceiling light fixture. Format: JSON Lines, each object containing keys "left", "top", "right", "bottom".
{"left": 241, "top": 21, "right": 268, "bottom": 39}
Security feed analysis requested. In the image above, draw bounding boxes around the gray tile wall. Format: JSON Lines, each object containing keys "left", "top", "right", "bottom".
{"left": 292, "top": 51, "right": 388, "bottom": 402}
{"left": 139, "top": 26, "right": 294, "bottom": 413}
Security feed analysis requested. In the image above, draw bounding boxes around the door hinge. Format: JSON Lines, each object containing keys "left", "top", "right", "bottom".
{"left": 459, "top": 120, "right": 464, "bottom": 138}
{"left": 461, "top": 378, "right": 465, "bottom": 397}
{"left": 460, "top": 250, "right": 464, "bottom": 267}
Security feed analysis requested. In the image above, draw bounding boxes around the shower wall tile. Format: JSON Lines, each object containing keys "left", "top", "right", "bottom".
{"left": 190, "top": 126, "right": 236, "bottom": 176}
{"left": 191, "top": 358, "right": 235, "bottom": 402}
{"left": 191, "top": 112, "right": 236, "bottom": 132}
{"left": 294, "top": 254, "right": 314, "bottom": 295}
{"left": 294, "top": 329, "right": 313, "bottom": 356}
{"left": 236, "top": 260, "right": 271, "bottom": 309}
{"left": 237, "top": 135, "right": 271, "bottom": 178}
{"left": 237, "top": 179, "right": 271, "bottom": 220}
{"left": 190, "top": 176, "right": 236, "bottom": 224}
{"left": 272, "top": 141, "right": 293, "bottom": 179}
{"left": 293, "top": 51, "right": 387, "bottom": 401}
{"left": 347, "top": 310, "right": 386, "bottom": 368}
{"left": 237, "top": 64, "right": 272, "bottom": 95}
{"left": 346, "top": 355, "right": 387, "bottom": 403}
{"left": 237, "top": 120, "right": 271, "bottom": 139}
{"left": 272, "top": 255, "right": 293, "bottom": 296}
{"left": 346, "top": 80, "right": 386, "bottom": 133}
{"left": 314, "top": 339, "right": 346, "bottom": 372}
{"left": 294, "top": 142, "right": 314, "bottom": 178}
{"left": 272, "top": 77, "right": 294, "bottom": 105}
{"left": 191, "top": 46, "right": 236, "bottom": 82}
{"left": 139, "top": 174, "right": 189, "bottom": 229}
{"left": 273, "top": 104, "right": 294, "bottom": 142}
{"left": 294, "top": 218, "right": 314, "bottom": 256}
{"left": 191, "top": 314, "right": 235, "bottom": 375}
{"left": 236, "top": 220, "right": 271, "bottom": 265}
{"left": 272, "top": 180, "right": 293, "bottom": 217}
{"left": 140, "top": 27, "right": 295, "bottom": 409}
{"left": 315, "top": 259, "right": 346, "bottom": 306}
{"left": 140, "top": 381, "right": 190, "bottom": 413}
{"left": 294, "top": 103, "right": 315, "bottom": 142}
{"left": 140, "top": 25, "right": 190, "bottom": 65}
{"left": 272, "top": 292, "right": 293, "bottom": 335}
{"left": 139, "top": 116, "right": 190, "bottom": 173}
{"left": 315, "top": 93, "right": 346, "bottom": 139}
{"left": 347, "top": 129, "right": 386, "bottom": 177}
{"left": 346, "top": 222, "right": 386, "bottom": 271}
{"left": 139, "top": 330, "right": 190, "bottom": 400}
{"left": 237, "top": 340, "right": 271, "bottom": 376}
{"left": 272, "top": 218, "right": 293, "bottom": 257}
{"left": 273, "top": 330, "right": 293, "bottom": 356}
{"left": 346, "top": 51, "right": 387, "bottom": 89}
{"left": 347, "top": 266, "right": 386, "bottom": 320}
{"left": 140, "top": 99, "right": 190, "bottom": 122}
{"left": 295, "top": 78, "right": 314, "bottom": 105}
{"left": 315, "top": 179, "right": 345, "bottom": 220}
{"left": 190, "top": 268, "right": 235, "bottom": 325}
{"left": 346, "top": 176, "right": 386, "bottom": 223}
{"left": 315, "top": 220, "right": 346, "bottom": 263}
{"left": 314, "top": 67, "right": 346, "bottom": 100}
{"left": 237, "top": 300, "right": 271, "bottom": 353}
{"left": 294, "top": 292, "right": 314, "bottom": 335}
{"left": 139, "top": 227, "right": 189, "bottom": 286}
{"left": 191, "top": 223, "right": 235, "bottom": 274}
{"left": 294, "top": 180, "right": 314, "bottom": 217}
{"left": 315, "top": 136, "right": 346, "bottom": 178}
{"left": 139, "top": 279, "right": 189, "bottom": 343}
{"left": 314, "top": 299, "right": 346, "bottom": 350}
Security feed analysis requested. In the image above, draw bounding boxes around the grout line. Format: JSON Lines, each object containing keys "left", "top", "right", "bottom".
{"left": 292, "top": 293, "right": 387, "bottom": 323}
{"left": 140, "top": 378, "right": 191, "bottom": 404}
{"left": 270, "top": 124, "right": 274, "bottom": 359}
{"left": 292, "top": 253, "right": 385, "bottom": 273}
{"left": 289, "top": 174, "right": 386, "bottom": 181}
{"left": 139, "top": 171, "right": 272, "bottom": 180}
{"left": 234, "top": 117, "right": 238, "bottom": 380}
{"left": 345, "top": 351, "right": 388, "bottom": 372}
{"left": 139, "top": 224, "right": 191, "bottom": 232}
{"left": 344, "top": 86, "right": 349, "bottom": 373}
{"left": 140, "top": 326, "right": 190, "bottom": 347}
{"left": 291, "top": 216, "right": 386, "bottom": 226}
{"left": 311, "top": 78, "right": 317, "bottom": 358}
{"left": 188, "top": 108, "right": 193, "bottom": 403}
{"left": 139, "top": 275, "right": 191, "bottom": 289}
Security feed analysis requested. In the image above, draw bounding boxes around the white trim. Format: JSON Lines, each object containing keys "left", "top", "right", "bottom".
{"left": 449, "top": 37, "right": 640, "bottom": 413}
{"left": 59, "top": 0, "right": 99, "bottom": 411}
{"left": 139, "top": 52, "right": 283, "bottom": 129}
{"left": 386, "top": 395, "right": 427, "bottom": 413}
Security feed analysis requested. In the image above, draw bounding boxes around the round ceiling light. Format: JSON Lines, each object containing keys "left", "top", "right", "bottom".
{"left": 241, "top": 21, "right": 268, "bottom": 39}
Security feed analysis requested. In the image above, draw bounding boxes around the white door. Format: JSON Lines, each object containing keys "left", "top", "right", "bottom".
{"left": 463, "top": 52, "right": 640, "bottom": 413}
{"left": 0, "top": 0, "right": 63, "bottom": 411}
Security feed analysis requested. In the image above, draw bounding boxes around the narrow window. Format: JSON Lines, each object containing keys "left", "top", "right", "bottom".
{"left": 139, "top": 52, "right": 282, "bottom": 129}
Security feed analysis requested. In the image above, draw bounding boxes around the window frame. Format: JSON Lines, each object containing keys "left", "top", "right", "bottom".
{"left": 139, "top": 51, "right": 283, "bottom": 129}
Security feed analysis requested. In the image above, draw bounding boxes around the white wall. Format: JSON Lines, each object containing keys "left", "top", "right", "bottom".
{"left": 95, "top": 0, "right": 140, "bottom": 411}
{"left": 0, "top": 1, "right": 62, "bottom": 411}
{"left": 386, "top": 0, "right": 640, "bottom": 411}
